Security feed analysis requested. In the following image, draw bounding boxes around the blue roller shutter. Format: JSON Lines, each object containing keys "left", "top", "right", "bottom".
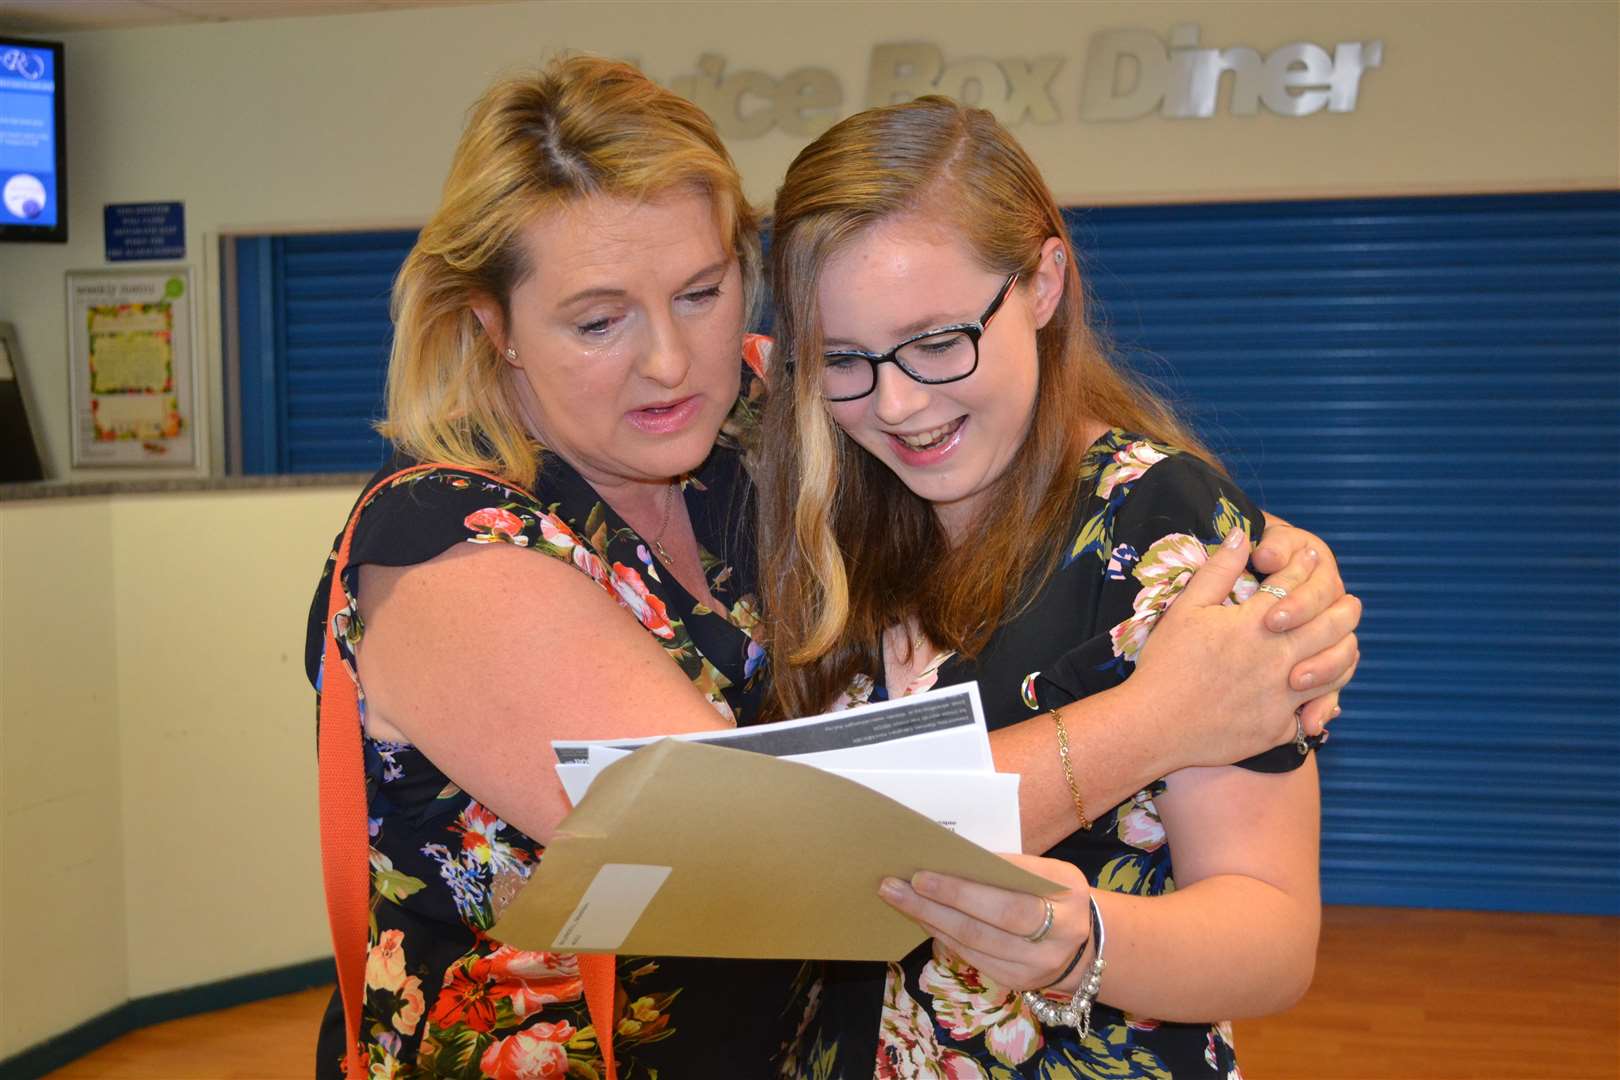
{"left": 235, "top": 229, "right": 417, "bottom": 473}
{"left": 231, "top": 197, "right": 1620, "bottom": 916}
{"left": 1072, "top": 191, "right": 1620, "bottom": 916}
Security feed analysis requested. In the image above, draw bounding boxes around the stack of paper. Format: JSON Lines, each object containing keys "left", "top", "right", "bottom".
{"left": 486, "top": 684, "right": 1058, "bottom": 960}
{"left": 554, "top": 683, "right": 1020, "bottom": 851}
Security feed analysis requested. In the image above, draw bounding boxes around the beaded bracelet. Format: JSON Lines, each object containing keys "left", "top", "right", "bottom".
{"left": 1021, "top": 895, "right": 1107, "bottom": 1038}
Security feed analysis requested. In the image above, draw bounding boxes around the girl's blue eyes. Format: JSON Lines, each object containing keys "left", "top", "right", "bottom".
{"left": 574, "top": 286, "right": 723, "bottom": 337}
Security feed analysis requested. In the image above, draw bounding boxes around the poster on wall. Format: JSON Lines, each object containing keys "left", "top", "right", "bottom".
{"left": 65, "top": 267, "right": 197, "bottom": 467}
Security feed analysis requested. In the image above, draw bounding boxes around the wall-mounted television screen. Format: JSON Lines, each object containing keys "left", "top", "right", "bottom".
{"left": 0, "top": 36, "right": 65, "bottom": 243}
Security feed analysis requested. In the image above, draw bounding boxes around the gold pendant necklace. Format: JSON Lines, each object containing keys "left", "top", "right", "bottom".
{"left": 651, "top": 482, "right": 677, "bottom": 566}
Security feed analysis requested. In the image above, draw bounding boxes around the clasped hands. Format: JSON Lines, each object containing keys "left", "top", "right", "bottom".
{"left": 878, "top": 515, "right": 1358, "bottom": 992}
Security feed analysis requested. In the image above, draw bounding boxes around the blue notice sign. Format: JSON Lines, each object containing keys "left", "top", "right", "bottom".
{"left": 105, "top": 202, "right": 185, "bottom": 261}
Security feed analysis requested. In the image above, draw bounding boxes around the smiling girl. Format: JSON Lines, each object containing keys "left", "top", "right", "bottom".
{"left": 761, "top": 97, "right": 1360, "bottom": 1078}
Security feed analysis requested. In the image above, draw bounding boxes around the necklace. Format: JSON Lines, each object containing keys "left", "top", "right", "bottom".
{"left": 650, "top": 482, "right": 677, "bottom": 566}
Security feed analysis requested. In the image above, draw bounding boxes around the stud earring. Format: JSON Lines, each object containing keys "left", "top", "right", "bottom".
{"left": 1054, "top": 249, "right": 1066, "bottom": 265}
{"left": 504, "top": 346, "right": 518, "bottom": 362}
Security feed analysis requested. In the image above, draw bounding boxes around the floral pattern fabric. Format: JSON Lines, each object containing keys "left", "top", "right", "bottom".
{"left": 306, "top": 359, "right": 804, "bottom": 1078}
{"left": 794, "top": 430, "right": 1317, "bottom": 1079}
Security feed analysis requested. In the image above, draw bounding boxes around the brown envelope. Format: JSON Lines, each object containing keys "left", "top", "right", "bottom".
{"left": 488, "top": 738, "right": 1062, "bottom": 960}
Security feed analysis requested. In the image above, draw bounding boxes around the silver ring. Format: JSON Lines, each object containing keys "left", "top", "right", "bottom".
{"left": 1022, "top": 897, "right": 1055, "bottom": 943}
{"left": 1294, "top": 709, "right": 1310, "bottom": 755}
{"left": 1256, "top": 584, "right": 1288, "bottom": 600}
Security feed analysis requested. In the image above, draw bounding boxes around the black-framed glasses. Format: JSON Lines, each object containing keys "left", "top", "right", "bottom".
{"left": 820, "top": 273, "right": 1019, "bottom": 402}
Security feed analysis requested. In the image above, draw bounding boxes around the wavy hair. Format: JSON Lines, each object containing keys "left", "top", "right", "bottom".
{"left": 378, "top": 56, "right": 761, "bottom": 483}
{"left": 757, "top": 97, "right": 1213, "bottom": 719}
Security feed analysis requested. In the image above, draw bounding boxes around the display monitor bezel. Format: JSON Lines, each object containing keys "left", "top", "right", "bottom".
{"left": 0, "top": 35, "right": 66, "bottom": 244}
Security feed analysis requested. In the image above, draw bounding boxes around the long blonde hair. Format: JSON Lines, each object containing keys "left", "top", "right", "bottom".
{"left": 379, "top": 56, "right": 761, "bottom": 483}
{"left": 757, "top": 97, "right": 1212, "bottom": 719}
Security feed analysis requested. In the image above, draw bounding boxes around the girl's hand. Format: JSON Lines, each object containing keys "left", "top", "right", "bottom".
{"left": 878, "top": 854, "right": 1092, "bottom": 994}
{"left": 1132, "top": 531, "right": 1358, "bottom": 767}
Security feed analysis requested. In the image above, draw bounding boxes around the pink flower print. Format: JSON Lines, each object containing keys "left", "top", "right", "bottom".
{"left": 1133, "top": 533, "right": 1209, "bottom": 590}
{"left": 473, "top": 947, "right": 583, "bottom": 1018}
{"left": 571, "top": 545, "right": 608, "bottom": 585}
{"left": 464, "top": 507, "right": 527, "bottom": 545}
{"left": 1096, "top": 441, "right": 1169, "bottom": 499}
{"left": 1117, "top": 790, "right": 1166, "bottom": 851}
{"left": 609, "top": 562, "right": 675, "bottom": 640}
{"left": 743, "top": 332, "right": 774, "bottom": 375}
{"left": 918, "top": 943, "right": 1042, "bottom": 1068}
{"left": 1230, "top": 570, "right": 1259, "bottom": 603}
{"left": 1132, "top": 532, "right": 1257, "bottom": 605}
{"left": 393, "top": 975, "right": 425, "bottom": 1036}
{"left": 365, "top": 929, "right": 408, "bottom": 994}
{"left": 478, "top": 1020, "right": 575, "bottom": 1079}
{"left": 1108, "top": 581, "right": 1177, "bottom": 664}
{"left": 537, "top": 513, "right": 578, "bottom": 552}
{"left": 876, "top": 963, "right": 989, "bottom": 1080}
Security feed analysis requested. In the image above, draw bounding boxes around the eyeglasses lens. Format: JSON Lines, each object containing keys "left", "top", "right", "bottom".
{"left": 822, "top": 331, "right": 978, "bottom": 401}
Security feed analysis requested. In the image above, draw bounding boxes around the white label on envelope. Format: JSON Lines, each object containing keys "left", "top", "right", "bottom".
{"left": 551, "top": 863, "right": 672, "bottom": 950}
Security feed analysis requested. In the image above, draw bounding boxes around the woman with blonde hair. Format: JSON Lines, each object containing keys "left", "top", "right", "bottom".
{"left": 307, "top": 59, "right": 1355, "bottom": 1077}
{"left": 761, "top": 98, "right": 1353, "bottom": 1077}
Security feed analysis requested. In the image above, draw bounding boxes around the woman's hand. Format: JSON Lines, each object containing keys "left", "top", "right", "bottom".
{"left": 1253, "top": 514, "right": 1361, "bottom": 735}
{"left": 1130, "top": 530, "right": 1359, "bottom": 768}
{"left": 878, "top": 855, "right": 1093, "bottom": 994}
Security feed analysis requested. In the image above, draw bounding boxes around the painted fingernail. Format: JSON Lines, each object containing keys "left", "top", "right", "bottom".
{"left": 1270, "top": 608, "right": 1290, "bottom": 628}
{"left": 1299, "top": 672, "right": 1315, "bottom": 688}
{"left": 1332, "top": 705, "right": 1342, "bottom": 718}
{"left": 1307, "top": 548, "right": 1320, "bottom": 561}
{"left": 1224, "top": 528, "right": 1245, "bottom": 549}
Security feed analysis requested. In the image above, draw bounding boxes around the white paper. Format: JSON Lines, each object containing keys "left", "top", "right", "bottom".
{"left": 553, "top": 682, "right": 1021, "bottom": 852}
{"left": 553, "top": 683, "right": 992, "bottom": 767}
{"left": 826, "top": 769, "right": 1022, "bottom": 851}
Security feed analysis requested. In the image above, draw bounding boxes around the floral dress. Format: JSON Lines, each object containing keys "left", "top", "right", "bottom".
{"left": 304, "top": 361, "right": 806, "bottom": 1078}
{"left": 787, "top": 430, "right": 1321, "bottom": 1080}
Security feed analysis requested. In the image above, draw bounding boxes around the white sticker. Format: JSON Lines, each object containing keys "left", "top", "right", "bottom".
{"left": 551, "top": 863, "right": 672, "bottom": 951}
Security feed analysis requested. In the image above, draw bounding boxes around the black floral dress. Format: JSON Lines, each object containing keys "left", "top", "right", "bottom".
{"left": 305, "top": 356, "right": 806, "bottom": 1078}
{"left": 787, "top": 430, "right": 1320, "bottom": 1080}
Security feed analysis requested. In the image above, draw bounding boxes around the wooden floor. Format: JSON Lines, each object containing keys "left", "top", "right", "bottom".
{"left": 43, "top": 907, "right": 1620, "bottom": 1079}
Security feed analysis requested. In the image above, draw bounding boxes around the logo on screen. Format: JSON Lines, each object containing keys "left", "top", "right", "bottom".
{"left": 3, "top": 174, "right": 46, "bottom": 219}
{"left": 1, "top": 49, "right": 46, "bottom": 81}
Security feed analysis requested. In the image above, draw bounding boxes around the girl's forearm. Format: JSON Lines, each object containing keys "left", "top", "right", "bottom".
{"left": 991, "top": 678, "right": 1176, "bottom": 854}
{"left": 1057, "top": 876, "right": 1320, "bottom": 1021}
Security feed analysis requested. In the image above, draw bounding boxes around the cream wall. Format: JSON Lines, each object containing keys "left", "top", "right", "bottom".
{"left": 0, "top": 0, "right": 1616, "bottom": 1059}
{"left": 1, "top": 498, "right": 128, "bottom": 1055}
{"left": 109, "top": 488, "right": 355, "bottom": 997}
{"left": 0, "top": 487, "right": 352, "bottom": 1056}
{"left": 0, "top": 0, "right": 1614, "bottom": 484}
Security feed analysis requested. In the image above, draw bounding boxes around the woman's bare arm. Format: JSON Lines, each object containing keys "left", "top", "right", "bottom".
{"left": 355, "top": 542, "right": 736, "bottom": 844}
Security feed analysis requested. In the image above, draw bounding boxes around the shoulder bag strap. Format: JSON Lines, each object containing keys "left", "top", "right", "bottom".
{"left": 318, "top": 464, "right": 618, "bottom": 1079}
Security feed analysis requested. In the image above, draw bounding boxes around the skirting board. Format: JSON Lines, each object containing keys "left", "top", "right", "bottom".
{"left": 0, "top": 958, "right": 335, "bottom": 1080}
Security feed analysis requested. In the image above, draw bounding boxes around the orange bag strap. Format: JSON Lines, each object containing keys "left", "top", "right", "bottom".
{"left": 319, "top": 463, "right": 617, "bottom": 1080}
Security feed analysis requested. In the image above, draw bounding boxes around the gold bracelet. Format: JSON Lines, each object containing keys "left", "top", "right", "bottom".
{"left": 1050, "top": 708, "right": 1091, "bottom": 831}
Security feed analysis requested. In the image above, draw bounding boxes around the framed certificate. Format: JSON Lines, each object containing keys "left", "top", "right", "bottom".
{"left": 66, "top": 266, "right": 198, "bottom": 468}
